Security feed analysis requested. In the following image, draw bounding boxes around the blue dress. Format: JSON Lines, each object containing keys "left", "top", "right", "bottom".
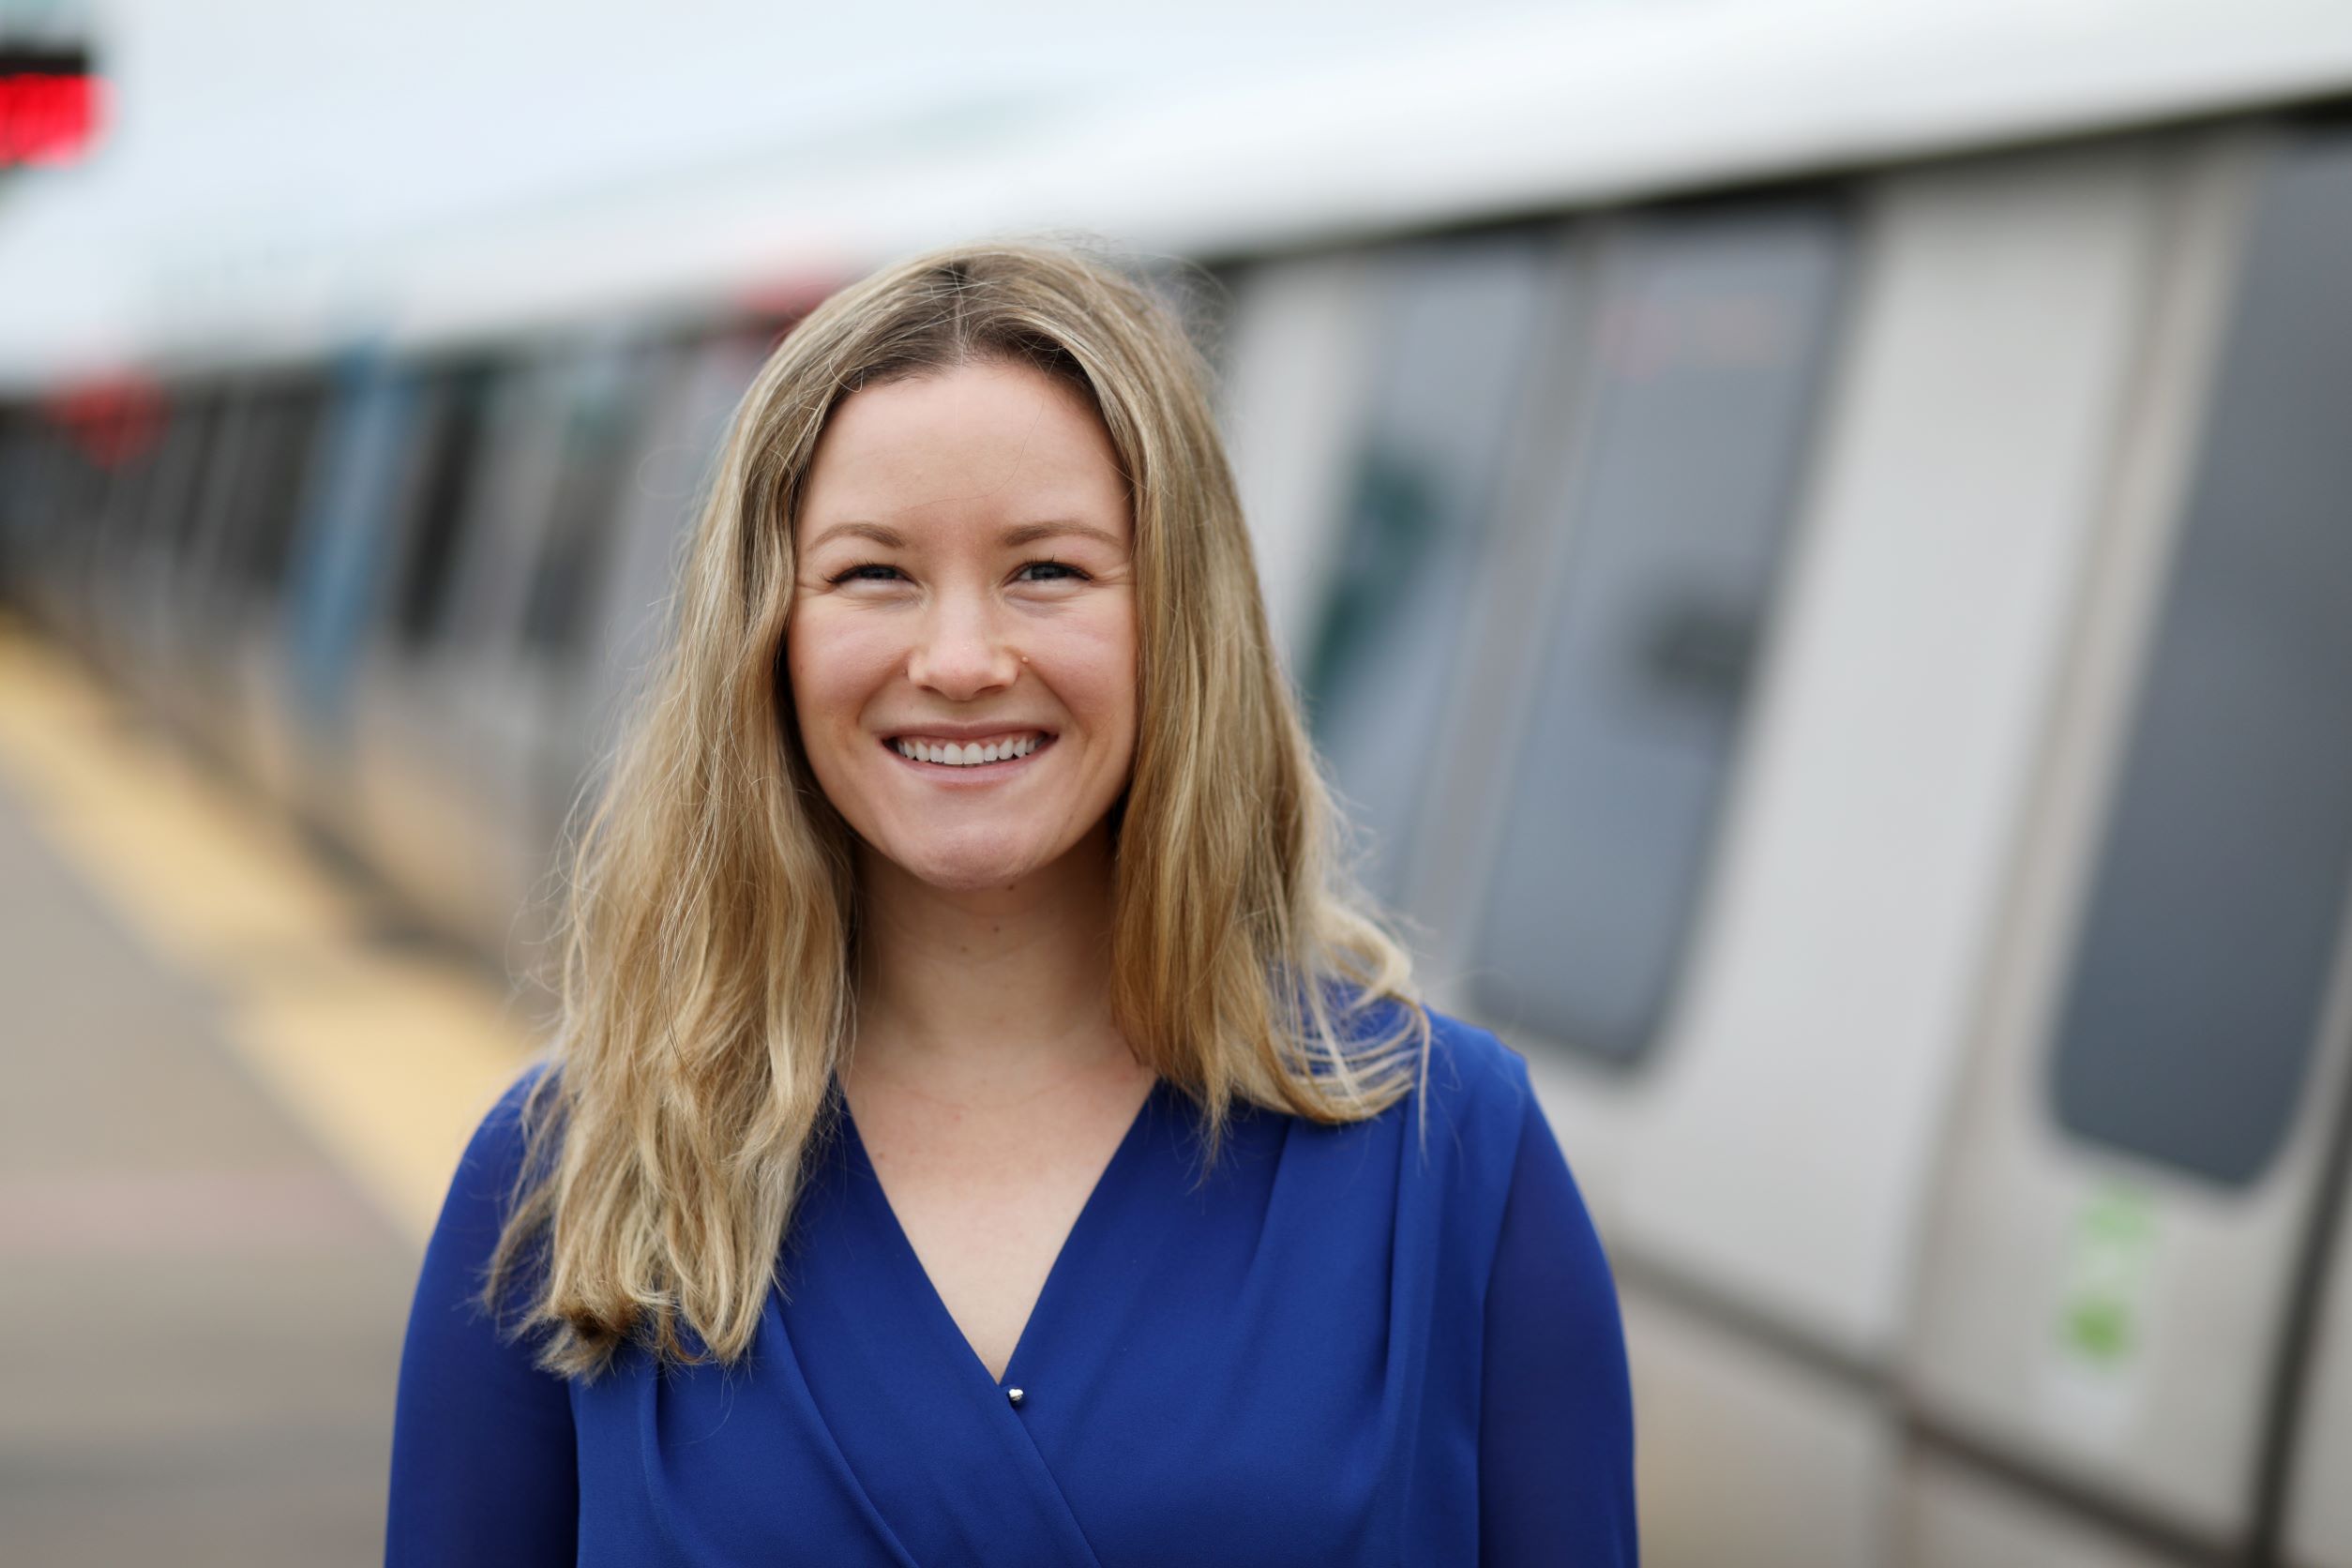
{"left": 386, "top": 1009, "right": 1637, "bottom": 1564}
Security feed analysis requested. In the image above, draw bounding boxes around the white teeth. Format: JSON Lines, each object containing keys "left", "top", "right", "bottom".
{"left": 894, "top": 734, "right": 1045, "bottom": 766}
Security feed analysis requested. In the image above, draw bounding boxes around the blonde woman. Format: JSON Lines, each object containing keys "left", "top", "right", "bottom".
{"left": 386, "top": 240, "right": 1636, "bottom": 1565}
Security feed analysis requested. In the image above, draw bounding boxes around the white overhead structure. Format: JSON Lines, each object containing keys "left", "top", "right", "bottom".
{"left": 3, "top": 0, "right": 2351, "bottom": 385}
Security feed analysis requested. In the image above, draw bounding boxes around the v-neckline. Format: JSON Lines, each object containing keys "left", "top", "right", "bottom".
{"left": 834, "top": 1076, "right": 1168, "bottom": 1393}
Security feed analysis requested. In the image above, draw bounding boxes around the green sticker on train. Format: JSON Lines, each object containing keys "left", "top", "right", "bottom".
{"left": 2057, "top": 1184, "right": 2158, "bottom": 1370}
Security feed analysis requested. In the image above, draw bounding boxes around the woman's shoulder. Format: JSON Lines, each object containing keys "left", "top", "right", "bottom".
{"left": 1338, "top": 993, "right": 1532, "bottom": 1135}
{"left": 1419, "top": 1005, "right": 1535, "bottom": 1125}
{"left": 1327, "top": 994, "right": 1537, "bottom": 1188}
{"left": 474, "top": 1059, "right": 559, "bottom": 1164}
{"left": 430, "top": 1060, "right": 561, "bottom": 1252}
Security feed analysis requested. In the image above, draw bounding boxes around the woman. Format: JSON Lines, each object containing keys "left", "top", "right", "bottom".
{"left": 387, "top": 239, "right": 1636, "bottom": 1565}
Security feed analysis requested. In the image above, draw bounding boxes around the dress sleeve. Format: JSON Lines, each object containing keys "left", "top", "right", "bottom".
{"left": 386, "top": 1067, "right": 578, "bottom": 1566}
{"left": 1479, "top": 1086, "right": 1639, "bottom": 1566}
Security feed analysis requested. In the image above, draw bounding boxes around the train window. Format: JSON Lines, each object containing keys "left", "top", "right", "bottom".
{"left": 97, "top": 392, "right": 173, "bottom": 566}
{"left": 180, "top": 387, "right": 263, "bottom": 603}
{"left": 229, "top": 381, "right": 330, "bottom": 595}
{"left": 0, "top": 408, "right": 22, "bottom": 507}
{"left": 166, "top": 390, "right": 232, "bottom": 558}
{"left": 180, "top": 389, "right": 256, "bottom": 614}
{"left": 0, "top": 408, "right": 26, "bottom": 581}
{"left": 520, "top": 345, "right": 654, "bottom": 658}
{"left": 219, "top": 390, "right": 280, "bottom": 590}
{"left": 2049, "top": 129, "right": 2352, "bottom": 1186}
{"left": 18, "top": 418, "right": 83, "bottom": 575}
{"left": 389, "top": 362, "right": 498, "bottom": 647}
{"left": 1300, "top": 233, "right": 1558, "bottom": 905}
{"left": 1470, "top": 200, "right": 1847, "bottom": 1066}
{"left": 142, "top": 392, "right": 222, "bottom": 561}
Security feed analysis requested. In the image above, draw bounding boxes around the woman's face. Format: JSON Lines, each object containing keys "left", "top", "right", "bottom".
{"left": 785, "top": 356, "right": 1138, "bottom": 895}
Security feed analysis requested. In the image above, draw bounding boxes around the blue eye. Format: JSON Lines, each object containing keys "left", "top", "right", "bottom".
{"left": 829, "top": 563, "right": 903, "bottom": 584}
{"left": 1017, "top": 559, "right": 1088, "bottom": 583}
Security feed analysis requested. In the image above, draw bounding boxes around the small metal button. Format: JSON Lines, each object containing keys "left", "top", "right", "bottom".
{"left": 1006, "top": 1387, "right": 1026, "bottom": 1408}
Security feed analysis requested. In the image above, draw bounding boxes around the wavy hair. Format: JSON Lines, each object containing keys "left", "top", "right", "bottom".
{"left": 486, "top": 237, "right": 1431, "bottom": 1380}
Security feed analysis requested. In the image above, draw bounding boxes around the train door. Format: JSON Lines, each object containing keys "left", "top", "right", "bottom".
{"left": 374, "top": 333, "right": 665, "bottom": 964}
{"left": 2288, "top": 1167, "right": 2352, "bottom": 1568}
{"left": 329, "top": 346, "right": 555, "bottom": 951}
{"left": 216, "top": 375, "right": 334, "bottom": 808}
{"left": 69, "top": 383, "right": 173, "bottom": 675}
{"left": 109, "top": 389, "right": 221, "bottom": 718}
{"left": 505, "top": 335, "right": 671, "bottom": 958}
{"left": 170, "top": 383, "right": 274, "bottom": 746}
{"left": 1904, "top": 121, "right": 2352, "bottom": 1561}
{"left": 1216, "top": 253, "right": 1388, "bottom": 666}
{"left": 0, "top": 404, "right": 48, "bottom": 603}
{"left": 272, "top": 355, "right": 429, "bottom": 842}
{"left": 1419, "top": 145, "right": 2174, "bottom": 1567}
{"left": 345, "top": 356, "right": 510, "bottom": 932}
{"left": 555, "top": 324, "right": 775, "bottom": 837}
{"left": 1241, "top": 230, "right": 1570, "bottom": 917}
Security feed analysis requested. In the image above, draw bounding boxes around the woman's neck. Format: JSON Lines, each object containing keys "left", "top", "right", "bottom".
{"left": 847, "top": 826, "right": 1133, "bottom": 1105}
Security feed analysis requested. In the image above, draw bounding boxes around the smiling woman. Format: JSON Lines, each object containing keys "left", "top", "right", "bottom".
{"left": 788, "top": 359, "right": 1139, "bottom": 899}
{"left": 385, "top": 240, "right": 1636, "bottom": 1567}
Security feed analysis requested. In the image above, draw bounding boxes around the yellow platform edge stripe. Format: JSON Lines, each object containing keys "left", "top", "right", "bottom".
{"left": 0, "top": 626, "right": 536, "bottom": 1248}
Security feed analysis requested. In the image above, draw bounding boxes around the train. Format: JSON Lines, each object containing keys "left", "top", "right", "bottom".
{"left": 5, "top": 2, "right": 2352, "bottom": 1563}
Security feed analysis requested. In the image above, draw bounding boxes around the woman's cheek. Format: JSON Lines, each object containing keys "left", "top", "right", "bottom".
{"left": 1054, "top": 595, "right": 1137, "bottom": 670}
{"left": 793, "top": 611, "right": 895, "bottom": 711}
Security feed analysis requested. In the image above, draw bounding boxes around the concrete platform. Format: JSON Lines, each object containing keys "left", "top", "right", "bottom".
{"left": 0, "top": 754, "right": 412, "bottom": 1564}
{"left": 0, "top": 629, "right": 538, "bottom": 1567}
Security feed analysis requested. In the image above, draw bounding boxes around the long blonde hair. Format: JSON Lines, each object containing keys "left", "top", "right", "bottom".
{"left": 487, "top": 237, "right": 1431, "bottom": 1380}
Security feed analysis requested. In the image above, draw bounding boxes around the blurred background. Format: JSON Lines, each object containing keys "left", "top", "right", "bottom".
{"left": 5, "top": 0, "right": 2352, "bottom": 1563}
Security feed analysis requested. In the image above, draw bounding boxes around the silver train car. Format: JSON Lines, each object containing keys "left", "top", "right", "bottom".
{"left": 5, "top": 4, "right": 2352, "bottom": 1562}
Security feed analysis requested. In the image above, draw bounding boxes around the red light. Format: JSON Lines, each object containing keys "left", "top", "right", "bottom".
{"left": 46, "top": 378, "right": 163, "bottom": 468}
{"left": 0, "top": 70, "right": 98, "bottom": 164}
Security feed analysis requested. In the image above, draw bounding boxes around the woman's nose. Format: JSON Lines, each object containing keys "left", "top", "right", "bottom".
{"left": 904, "top": 595, "right": 1019, "bottom": 700}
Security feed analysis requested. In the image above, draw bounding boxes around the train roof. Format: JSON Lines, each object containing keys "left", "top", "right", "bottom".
{"left": 4, "top": 0, "right": 2350, "bottom": 389}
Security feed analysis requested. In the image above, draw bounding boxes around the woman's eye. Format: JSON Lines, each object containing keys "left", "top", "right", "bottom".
{"left": 829, "top": 563, "right": 903, "bottom": 585}
{"left": 1016, "top": 559, "right": 1088, "bottom": 584}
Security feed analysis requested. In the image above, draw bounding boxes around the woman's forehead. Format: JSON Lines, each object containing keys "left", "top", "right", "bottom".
{"left": 800, "top": 362, "right": 1128, "bottom": 541}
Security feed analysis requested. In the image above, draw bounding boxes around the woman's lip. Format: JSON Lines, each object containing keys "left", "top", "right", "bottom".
{"left": 879, "top": 733, "right": 1058, "bottom": 775}
{"left": 877, "top": 725, "right": 1059, "bottom": 743}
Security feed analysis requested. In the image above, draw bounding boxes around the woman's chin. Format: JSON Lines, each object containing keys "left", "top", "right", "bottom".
{"left": 881, "top": 837, "right": 1058, "bottom": 897}
{"left": 872, "top": 816, "right": 1124, "bottom": 897}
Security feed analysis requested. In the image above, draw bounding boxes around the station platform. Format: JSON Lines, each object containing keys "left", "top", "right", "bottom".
{"left": 0, "top": 626, "right": 536, "bottom": 1566}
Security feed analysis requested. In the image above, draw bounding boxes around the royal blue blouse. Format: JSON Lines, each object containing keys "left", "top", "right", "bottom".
{"left": 386, "top": 1009, "right": 1637, "bottom": 1564}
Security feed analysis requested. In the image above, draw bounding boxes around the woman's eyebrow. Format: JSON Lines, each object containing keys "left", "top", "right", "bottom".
{"left": 804, "top": 520, "right": 905, "bottom": 551}
{"left": 1002, "top": 520, "right": 1123, "bottom": 550}
{"left": 803, "top": 520, "right": 1123, "bottom": 552}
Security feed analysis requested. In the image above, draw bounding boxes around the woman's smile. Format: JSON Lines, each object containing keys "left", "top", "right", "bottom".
{"left": 882, "top": 730, "right": 1059, "bottom": 776}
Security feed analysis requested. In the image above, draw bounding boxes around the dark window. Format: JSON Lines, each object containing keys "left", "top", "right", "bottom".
{"left": 1470, "top": 200, "right": 1847, "bottom": 1065}
{"left": 2050, "top": 128, "right": 2352, "bottom": 1186}
{"left": 166, "top": 390, "right": 231, "bottom": 558}
{"left": 229, "top": 381, "right": 331, "bottom": 595}
{"left": 95, "top": 394, "right": 173, "bottom": 567}
{"left": 390, "top": 361, "right": 498, "bottom": 647}
{"left": 20, "top": 420, "right": 87, "bottom": 575}
{"left": 1302, "top": 233, "right": 1558, "bottom": 904}
{"left": 520, "top": 345, "right": 655, "bottom": 658}
{"left": 184, "top": 388, "right": 263, "bottom": 615}
{"left": 0, "top": 408, "right": 26, "bottom": 586}
{"left": 139, "top": 391, "right": 221, "bottom": 562}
